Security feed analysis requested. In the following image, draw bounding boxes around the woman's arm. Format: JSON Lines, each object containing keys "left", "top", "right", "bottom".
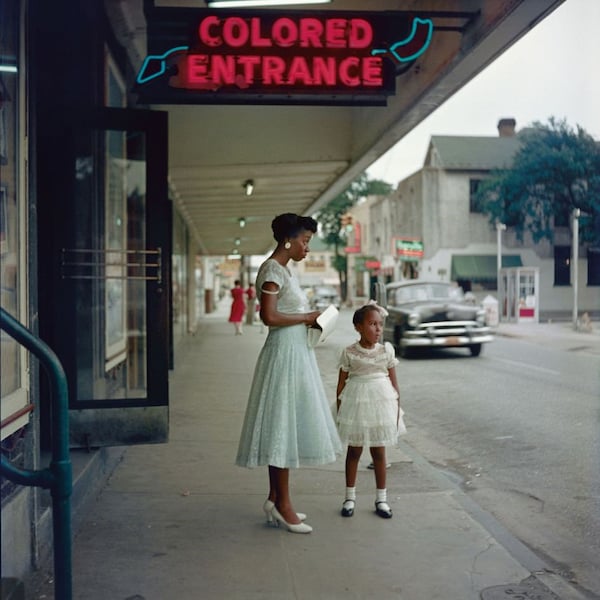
{"left": 336, "top": 369, "right": 349, "bottom": 411}
{"left": 259, "top": 282, "right": 320, "bottom": 327}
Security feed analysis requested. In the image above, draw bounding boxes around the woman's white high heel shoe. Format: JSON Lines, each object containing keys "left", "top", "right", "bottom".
{"left": 263, "top": 499, "right": 306, "bottom": 524}
{"left": 271, "top": 506, "right": 313, "bottom": 534}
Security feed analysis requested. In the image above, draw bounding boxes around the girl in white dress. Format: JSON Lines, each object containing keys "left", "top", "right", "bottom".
{"left": 236, "top": 214, "right": 342, "bottom": 534}
{"left": 336, "top": 303, "right": 405, "bottom": 519}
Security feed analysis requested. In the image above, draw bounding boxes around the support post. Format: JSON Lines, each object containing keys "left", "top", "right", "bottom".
{"left": 572, "top": 208, "right": 580, "bottom": 330}
{"left": 496, "top": 222, "right": 506, "bottom": 290}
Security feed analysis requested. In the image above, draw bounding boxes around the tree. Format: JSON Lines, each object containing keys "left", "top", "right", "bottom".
{"left": 314, "top": 173, "right": 393, "bottom": 300}
{"left": 476, "top": 117, "right": 600, "bottom": 244}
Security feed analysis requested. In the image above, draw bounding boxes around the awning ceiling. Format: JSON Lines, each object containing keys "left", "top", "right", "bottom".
{"left": 451, "top": 255, "right": 523, "bottom": 281}
{"left": 114, "top": 0, "right": 565, "bottom": 256}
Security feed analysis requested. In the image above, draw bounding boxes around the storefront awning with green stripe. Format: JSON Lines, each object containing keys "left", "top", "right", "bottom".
{"left": 451, "top": 255, "right": 522, "bottom": 281}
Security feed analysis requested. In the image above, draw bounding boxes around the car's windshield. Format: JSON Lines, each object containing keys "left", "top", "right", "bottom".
{"left": 393, "top": 283, "right": 463, "bottom": 304}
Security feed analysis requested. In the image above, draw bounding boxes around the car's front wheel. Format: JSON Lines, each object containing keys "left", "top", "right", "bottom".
{"left": 469, "top": 344, "right": 482, "bottom": 357}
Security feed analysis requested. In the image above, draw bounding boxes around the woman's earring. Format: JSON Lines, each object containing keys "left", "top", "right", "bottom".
{"left": 284, "top": 241, "right": 291, "bottom": 250}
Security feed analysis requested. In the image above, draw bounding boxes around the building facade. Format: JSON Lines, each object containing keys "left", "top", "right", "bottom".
{"left": 367, "top": 120, "right": 599, "bottom": 319}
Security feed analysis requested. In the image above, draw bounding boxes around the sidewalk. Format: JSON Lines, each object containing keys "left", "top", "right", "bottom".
{"left": 25, "top": 303, "right": 593, "bottom": 600}
{"left": 495, "top": 318, "right": 600, "bottom": 356}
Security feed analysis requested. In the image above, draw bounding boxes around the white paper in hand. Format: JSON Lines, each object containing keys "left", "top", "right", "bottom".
{"left": 307, "top": 304, "right": 339, "bottom": 347}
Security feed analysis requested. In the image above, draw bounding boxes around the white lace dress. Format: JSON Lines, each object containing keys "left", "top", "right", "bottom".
{"left": 236, "top": 259, "right": 342, "bottom": 469}
{"left": 336, "top": 341, "right": 405, "bottom": 447}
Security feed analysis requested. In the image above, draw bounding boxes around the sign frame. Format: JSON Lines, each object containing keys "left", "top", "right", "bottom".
{"left": 136, "top": 7, "right": 433, "bottom": 106}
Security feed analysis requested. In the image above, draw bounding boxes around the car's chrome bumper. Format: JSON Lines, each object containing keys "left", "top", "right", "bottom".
{"left": 401, "top": 322, "right": 493, "bottom": 348}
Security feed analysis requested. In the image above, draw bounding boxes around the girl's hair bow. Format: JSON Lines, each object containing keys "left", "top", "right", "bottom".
{"left": 367, "top": 299, "right": 389, "bottom": 317}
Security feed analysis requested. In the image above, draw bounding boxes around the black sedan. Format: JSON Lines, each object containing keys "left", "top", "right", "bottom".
{"left": 382, "top": 281, "right": 493, "bottom": 358}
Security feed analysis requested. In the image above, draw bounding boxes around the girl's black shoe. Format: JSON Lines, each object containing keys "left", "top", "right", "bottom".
{"left": 341, "top": 499, "right": 355, "bottom": 517}
{"left": 375, "top": 501, "right": 392, "bottom": 519}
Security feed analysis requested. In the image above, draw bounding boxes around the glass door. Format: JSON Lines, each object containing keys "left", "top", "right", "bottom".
{"left": 54, "top": 108, "right": 170, "bottom": 447}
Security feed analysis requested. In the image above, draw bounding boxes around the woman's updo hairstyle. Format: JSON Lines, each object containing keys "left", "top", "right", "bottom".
{"left": 271, "top": 213, "right": 317, "bottom": 243}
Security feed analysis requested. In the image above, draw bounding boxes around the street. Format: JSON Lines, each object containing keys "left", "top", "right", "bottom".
{"left": 322, "top": 309, "right": 600, "bottom": 598}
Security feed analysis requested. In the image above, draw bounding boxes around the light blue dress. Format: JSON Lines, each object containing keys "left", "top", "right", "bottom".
{"left": 236, "top": 259, "right": 342, "bottom": 469}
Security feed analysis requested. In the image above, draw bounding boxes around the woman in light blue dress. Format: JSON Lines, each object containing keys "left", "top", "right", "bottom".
{"left": 236, "top": 213, "right": 342, "bottom": 534}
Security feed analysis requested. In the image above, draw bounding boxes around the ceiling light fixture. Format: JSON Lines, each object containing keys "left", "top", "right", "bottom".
{"left": 207, "top": 0, "right": 331, "bottom": 8}
{"left": 234, "top": 237, "right": 241, "bottom": 245}
{"left": 243, "top": 179, "right": 254, "bottom": 197}
{"left": 238, "top": 217, "right": 246, "bottom": 228}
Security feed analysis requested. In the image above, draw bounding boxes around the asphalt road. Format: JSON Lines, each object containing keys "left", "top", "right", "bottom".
{"left": 324, "top": 310, "right": 600, "bottom": 598}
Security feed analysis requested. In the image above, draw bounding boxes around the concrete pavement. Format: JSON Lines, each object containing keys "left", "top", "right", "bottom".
{"left": 495, "top": 319, "right": 600, "bottom": 357}
{"left": 25, "top": 302, "right": 597, "bottom": 599}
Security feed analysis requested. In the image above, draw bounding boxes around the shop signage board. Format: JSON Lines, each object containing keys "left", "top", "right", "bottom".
{"left": 394, "top": 238, "right": 423, "bottom": 261}
{"left": 345, "top": 221, "right": 362, "bottom": 253}
{"left": 136, "top": 8, "right": 433, "bottom": 105}
{"left": 355, "top": 256, "right": 381, "bottom": 272}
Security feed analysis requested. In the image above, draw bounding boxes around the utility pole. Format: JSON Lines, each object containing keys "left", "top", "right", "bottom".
{"left": 496, "top": 222, "right": 506, "bottom": 289}
{"left": 572, "top": 208, "right": 580, "bottom": 330}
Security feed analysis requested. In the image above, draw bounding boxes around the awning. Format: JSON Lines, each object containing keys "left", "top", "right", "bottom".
{"left": 451, "top": 255, "right": 522, "bottom": 281}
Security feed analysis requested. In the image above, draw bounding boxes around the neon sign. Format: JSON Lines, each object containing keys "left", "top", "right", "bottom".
{"left": 136, "top": 9, "right": 433, "bottom": 105}
{"left": 345, "top": 222, "right": 362, "bottom": 254}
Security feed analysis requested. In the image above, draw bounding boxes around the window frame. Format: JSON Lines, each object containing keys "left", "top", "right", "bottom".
{"left": 1, "top": 0, "right": 30, "bottom": 441}
{"left": 587, "top": 247, "right": 600, "bottom": 286}
{"left": 553, "top": 245, "right": 571, "bottom": 287}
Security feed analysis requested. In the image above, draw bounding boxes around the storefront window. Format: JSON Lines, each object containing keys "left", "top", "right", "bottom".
{"left": 0, "top": 0, "right": 28, "bottom": 440}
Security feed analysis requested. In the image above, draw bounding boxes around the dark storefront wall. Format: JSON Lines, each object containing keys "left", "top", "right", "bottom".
{"left": 33, "top": 4, "right": 171, "bottom": 449}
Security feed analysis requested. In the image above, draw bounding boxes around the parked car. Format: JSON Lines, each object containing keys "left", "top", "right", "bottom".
{"left": 382, "top": 281, "right": 493, "bottom": 358}
{"left": 311, "top": 285, "right": 341, "bottom": 311}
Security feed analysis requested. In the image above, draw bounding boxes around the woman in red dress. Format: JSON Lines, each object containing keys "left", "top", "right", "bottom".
{"left": 229, "top": 279, "right": 246, "bottom": 335}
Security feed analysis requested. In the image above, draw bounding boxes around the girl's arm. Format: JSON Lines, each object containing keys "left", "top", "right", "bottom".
{"left": 259, "top": 282, "right": 320, "bottom": 327}
{"left": 388, "top": 367, "right": 401, "bottom": 427}
{"left": 336, "top": 369, "right": 349, "bottom": 411}
{"left": 388, "top": 367, "right": 400, "bottom": 403}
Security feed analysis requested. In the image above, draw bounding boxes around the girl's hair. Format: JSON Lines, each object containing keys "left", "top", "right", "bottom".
{"left": 352, "top": 304, "right": 381, "bottom": 326}
{"left": 271, "top": 213, "right": 317, "bottom": 243}
{"left": 234, "top": 279, "right": 241, "bottom": 286}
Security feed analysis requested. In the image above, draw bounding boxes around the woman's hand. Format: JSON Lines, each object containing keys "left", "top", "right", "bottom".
{"left": 305, "top": 311, "right": 321, "bottom": 327}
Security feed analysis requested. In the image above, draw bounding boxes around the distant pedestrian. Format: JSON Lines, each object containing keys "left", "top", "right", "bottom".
{"left": 336, "top": 302, "right": 405, "bottom": 519}
{"left": 236, "top": 213, "right": 342, "bottom": 534}
{"left": 228, "top": 280, "right": 246, "bottom": 335}
{"left": 245, "top": 282, "right": 257, "bottom": 325}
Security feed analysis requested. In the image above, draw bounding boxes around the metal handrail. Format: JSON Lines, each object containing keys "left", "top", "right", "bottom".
{"left": 0, "top": 307, "right": 72, "bottom": 600}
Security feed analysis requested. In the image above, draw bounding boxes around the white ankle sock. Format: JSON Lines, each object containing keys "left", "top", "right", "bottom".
{"left": 376, "top": 488, "right": 387, "bottom": 503}
{"left": 345, "top": 486, "right": 356, "bottom": 501}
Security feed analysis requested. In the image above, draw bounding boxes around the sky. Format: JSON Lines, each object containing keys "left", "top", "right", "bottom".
{"left": 366, "top": 0, "right": 600, "bottom": 185}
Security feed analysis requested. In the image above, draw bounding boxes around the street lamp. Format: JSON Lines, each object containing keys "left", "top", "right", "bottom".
{"left": 572, "top": 208, "right": 580, "bottom": 330}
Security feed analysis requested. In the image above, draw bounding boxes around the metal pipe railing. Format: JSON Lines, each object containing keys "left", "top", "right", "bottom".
{"left": 0, "top": 307, "right": 72, "bottom": 600}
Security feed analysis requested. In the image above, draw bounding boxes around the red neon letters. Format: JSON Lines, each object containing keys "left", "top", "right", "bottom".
{"left": 172, "top": 14, "right": 384, "bottom": 91}
{"left": 198, "top": 16, "right": 373, "bottom": 49}
{"left": 186, "top": 54, "right": 382, "bottom": 88}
